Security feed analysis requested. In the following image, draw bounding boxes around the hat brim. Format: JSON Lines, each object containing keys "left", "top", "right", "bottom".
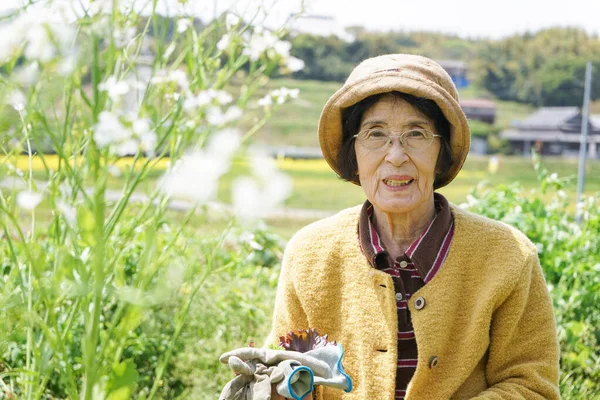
{"left": 318, "top": 70, "right": 470, "bottom": 189}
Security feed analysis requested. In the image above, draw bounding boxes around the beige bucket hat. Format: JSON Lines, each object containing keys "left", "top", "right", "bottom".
{"left": 318, "top": 54, "right": 470, "bottom": 189}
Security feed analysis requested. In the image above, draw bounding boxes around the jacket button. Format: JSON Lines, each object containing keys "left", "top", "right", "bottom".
{"left": 414, "top": 296, "right": 426, "bottom": 310}
{"left": 399, "top": 260, "right": 408, "bottom": 268}
{"left": 395, "top": 292, "right": 403, "bottom": 301}
{"left": 429, "top": 356, "right": 439, "bottom": 368}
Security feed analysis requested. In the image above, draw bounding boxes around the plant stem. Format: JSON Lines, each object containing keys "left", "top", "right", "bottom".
{"left": 24, "top": 115, "right": 35, "bottom": 400}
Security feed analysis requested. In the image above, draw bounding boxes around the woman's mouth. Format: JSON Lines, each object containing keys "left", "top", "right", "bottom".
{"left": 383, "top": 178, "right": 414, "bottom": 187}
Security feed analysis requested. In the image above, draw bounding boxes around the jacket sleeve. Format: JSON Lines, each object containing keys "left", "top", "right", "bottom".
{"left": 264, "top": 237, "right": 309, "bottom": 347}
{"left": 472, "top": 250, "right": 560, "bottom": 399}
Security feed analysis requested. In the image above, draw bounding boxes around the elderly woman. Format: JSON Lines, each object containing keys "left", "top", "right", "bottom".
{"left": 266, "top": 54, "right": 560, "bottom": 400}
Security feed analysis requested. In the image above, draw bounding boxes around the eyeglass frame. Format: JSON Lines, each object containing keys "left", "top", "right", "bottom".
{"left": 352, "top": 127, "right": 442, "bottom": 151}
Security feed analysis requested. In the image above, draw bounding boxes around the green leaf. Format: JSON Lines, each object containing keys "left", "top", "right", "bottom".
{"left": 108, "top": 387, "right": 133, "bottom": 400}
{"left": 77, "top": 206, "right": 95, "bottom": 231}
{"left": 77, "top": 205, "right": 96, "bottom": 245}
{"left": 107, "top": 359, "right": 139, "bottom": 398}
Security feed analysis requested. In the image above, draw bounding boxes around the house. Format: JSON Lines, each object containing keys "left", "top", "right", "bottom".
{"left": 460, "top": 99, "right": 496, "bottom": 124}
{"left": 500, "top": 107, "right": 600, "bottom": 158}
{"left": 438, "top": 60, "right": 468, "bottom": 89}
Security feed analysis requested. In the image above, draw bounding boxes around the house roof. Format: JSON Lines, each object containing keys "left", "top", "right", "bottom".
{"left": 500, "top": 129, "right": 600, "bottom": 143}
{"left": 460, "top": 99, "right": 496, "bottom": 109}
{"left": 502, "top": 109, "right": 600, "bottom": 141}
{"left": 513, "top": 107, "right": 579, "bottom": 129}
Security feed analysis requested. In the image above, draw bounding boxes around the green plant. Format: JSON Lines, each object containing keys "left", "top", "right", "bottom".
{"left": 0, "top": 1, "right": 301, "bottom": 398}
{"left": 461, "top": 153, "right": 600, "bottom": 398}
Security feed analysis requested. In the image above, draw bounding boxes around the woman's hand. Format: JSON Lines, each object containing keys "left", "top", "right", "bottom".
{"left": 271, "top": 384, "right": 313, "bottom": 400}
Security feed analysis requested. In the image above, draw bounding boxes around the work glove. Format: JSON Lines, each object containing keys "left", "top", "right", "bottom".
{"left": 218, "top": 356, "right": 272, "bottom": 400}
{"left": 219, "top": 344, "right": 352, "bottom": 399}
{"left": 269, "top": 359, "right": 313, "bottom": 400}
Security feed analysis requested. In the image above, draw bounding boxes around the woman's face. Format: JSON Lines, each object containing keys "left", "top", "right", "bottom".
{"left": 354, "top": 95, "right": 441, "bottom": 215}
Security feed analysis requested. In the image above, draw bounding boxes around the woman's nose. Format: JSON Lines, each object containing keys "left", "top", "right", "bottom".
{"left": 384, "top": 138, "right": 409, "bottom": 166}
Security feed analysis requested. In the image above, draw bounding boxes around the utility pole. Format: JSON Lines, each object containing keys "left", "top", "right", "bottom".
{"left": 576, "top": 61, "right": 592, "bottom": 222}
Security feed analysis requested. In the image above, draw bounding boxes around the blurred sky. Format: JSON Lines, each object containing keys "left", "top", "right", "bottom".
{"left": 1, "top": 0, "right": 599, "bottom": 39}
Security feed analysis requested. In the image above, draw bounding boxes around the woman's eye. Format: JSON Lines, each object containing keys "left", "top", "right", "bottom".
{"left": 368, "top": 130, "right": 387, "bottom": 138}
{"left": 406, "top": 130, "right": 426, "bottom": 139}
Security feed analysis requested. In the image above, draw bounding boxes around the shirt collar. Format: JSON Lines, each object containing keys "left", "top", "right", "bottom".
{"left": 357, "top": 193, "right": 453, "bottom": 280}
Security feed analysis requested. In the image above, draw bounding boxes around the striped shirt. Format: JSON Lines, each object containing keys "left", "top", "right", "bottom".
{"left": 358, "top": 193, "right": 454, "bottom": 400}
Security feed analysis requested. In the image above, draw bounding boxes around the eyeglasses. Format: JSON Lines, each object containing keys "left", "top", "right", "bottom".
{"left": 353, "top": 128, "right": 441, "bottom": 151}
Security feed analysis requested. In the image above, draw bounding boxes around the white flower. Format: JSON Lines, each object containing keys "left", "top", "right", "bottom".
{"left": 159, "top": 153, "right": 224, "bottom": 203}
{"left": 0, "top": 3, "right": 76, "bottom": 64}
{"left": 132, "top": 118, "right": 151, "bottom": 136}
{"left": 176, "top": 18, "right": 192, "bottom": 34}
{"left": 169, "top": 69, "right": 190, "bottom": 90}
{"left": 223, "top": 106, "right": 242, "bottom": 122}
{"left": 195, "top": 91, "right": 214, "bottom": 107}
{"left": 213, "top": 90, "right": 233, "bottom": 105}
{"left": 14, "top": 62, "right": 40, "bottom": 85}
{"left": 187, "top": 89, "right": 233, "bottom": 111}
{"left": 183, "top": 96, "right": 199, "bottom": 112}
{"left": 56, "top": 200, "right": 76, "bottom": 226}
{"left": 7, "top": 164, "right": 24, "bottom": 178}
{"left": 59, "top": 181, "right": 76, "bottom": 199}
{"left": 288, "top": 88, "right": 300, "bottom": 99}
{"left": 94, "top": 111, "right": 129, "bottom": 148}
{"left": 113, "top": 26, "right": 137, "bottom": 48}
{"left": 166, "top": 93, "right": 181, "bottom": 101}
{"left": 206, "top": 107, "right": 225, "bottom": 125}
{"left": 232, "top": 177, "right": 262, "bottom": 219}
{"left": 274, "top": 93, "right": 286, "bottom": 105}
{"left": 6, "top": 90, "right": 26, "bottom": 112}
{"left": 139, "top": 132, "right": 157, "bottom": 155}
{"left": 58, "top": 55, "right": 77, "bottom": 75}
{"left": 243, "top": 30, "right": 278, "bottom": 61}
{"left": 25, "top": 24, "right": 56, "bottom": 61}
{"left": 266, "top": 87, "right": 300, "bottom": 105}
{"left": 151, "top": 69, "right": 189, "bottom": 92}
{"left": 99, "top": 76, "right": 130, "bottom": 102}
{"left": 17, "top": 190, "right": 42, "bottom": 210}
{"left": 225, "top": 13, "right": 240, "bottom": 30}
{"left": 114, "top": 138, "right": 139, "bottom": 157}
{"left": 159, "top": 129, "right": 241, "bottom": 203}
{"left": 94, "top": 113, "right": 156, "bottom": 155}
{"left": 217, "top": 33, "right": 231, "bottom": 52}
{"left": 285, "top": 56, "right": 305, "bottom": 72}
{"left": 205, "top": 105, "right": 242, "bottom": 125}
{"left": 273, "top": 40, "right": 291, "bottom": 58}
{"left": 232, "top": 153, "right": 292, "bottom": 220}
{"left": 208, "top": 128, "right": 241, "bottom": 158}
{"left": 0, "top": 26, "right": 23, "bottom": 62}
{"left": 257, "top": 95, "right": 272, "bottom": 108}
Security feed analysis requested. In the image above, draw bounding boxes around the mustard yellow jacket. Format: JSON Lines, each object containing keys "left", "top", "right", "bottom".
{"left": 266, "top": 204, "right": 560, "bottom": 399}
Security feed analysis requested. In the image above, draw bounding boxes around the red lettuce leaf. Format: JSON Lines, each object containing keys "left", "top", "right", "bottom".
{"left": 279, "top": 328, "right": 336, "bottom": 353}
